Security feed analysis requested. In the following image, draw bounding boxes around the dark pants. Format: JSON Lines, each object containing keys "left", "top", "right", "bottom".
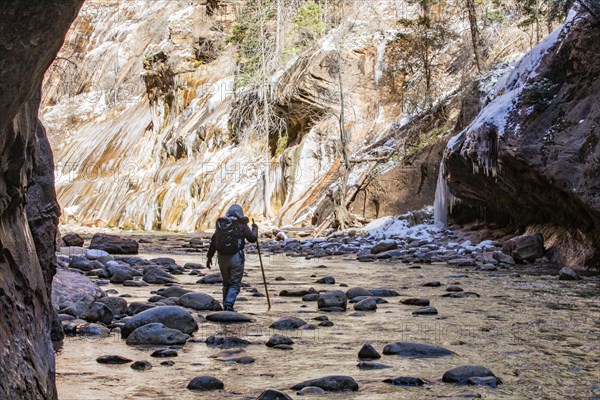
{"left": 217, "top": 251, "right": 244, "bottom": 310}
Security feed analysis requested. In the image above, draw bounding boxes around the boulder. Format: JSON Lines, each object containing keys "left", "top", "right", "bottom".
{"left": 382, "top": 342, "right": 454, "bottom": 358}
{"left": 62, "top": 232, "right": 84, "bottom": 247}
{"left": 90, "top": 233, "right": 139, "bottom": 254}
{"left": 143, "top": 267, "right": 178, "bottom": 284}
{"left": 345, "top": 287, "right": 372, "bottom": 299}
{"left": 121, "top": 306, "right": 198, "bottom": 338}
{"left": 358, "top": 343, "right": 381, "bottom": 359}
{"left": 371, "top": 240, "right": 398, "bottom": 254}
{"left": 492, "top": 251, "right": 515, "bottom": 265}
{"left": 52, "top": 266, "right": 105, "bottom": 310}
{"left": 206, "top": 336, "right": 250, "bottom": 348}
{"left": 97, "top": 296, "right": 128, "bottom": 316}
{"left": 354, "top": 298, "right": 377, "bottom": 311}
{"left": 442, "top": 365, "right": 501, "bottom": 385}
{"left": 197, "top": 273, "right": 223, "bottom": 284}
{"left": 558, "top": 267, "right": 582, "bottom": 280}
{"left": 156, "top": 286, "right": 192, "bottom": 298}
{"left": 126, "top": 302, "right": 156, "bottom": 315}
{"left": 187, "top": 376, "right": 224, "bottom": 391}
{"left": 269, "top": 317, "right": 307, "bottom": 330}
{"left": 317, "top": 291, "right": 347, "bottom": 311}
{"left": 291, "top": 376, "right": 358, "bottom": 392}
{"left": 87, "top": 302, "right": 113, "bottom": 324}
{"left": 125, "top": 323, "right": 189, "bottom": 345}
{"left": 130, "top": 360, "right": 152, "bottom": 371}
{"left": 383, "top": 377, "right": 425, "bottom": 386}
{"left": 502, "top": 234, "right": 545, "bottom": 263}
{"left": 205, "top": 311, "right": 253, "bottom": 323}
{"left": 177, "top": 293, "right": 222, "bottom": 311}
{"left": 369, "top": 288, "right": 400, "bottom": 297}
{"left": 266, "top": 334, "right": 294, "bottom": 348}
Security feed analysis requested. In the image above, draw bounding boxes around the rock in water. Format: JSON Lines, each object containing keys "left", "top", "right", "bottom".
{"left": 345, "top": 287, "right": 372, "bottom": 299}
{"left": 187, "top": 376, "right": 224, "bottom": 391}
{"left": 317, "top": 291, "right": 347, "bottom": 311}
{"left": 52, "top": 266, "right": 105, "bottom": 310}
{"left": 383, "top": 377, "right": 425, "bottom": 386}
{"left": 558, "top": 267, "right": 582, "bottom": 280}
{"left": 315, "top": 276, "right": 335, "bottom": 284}
{"left": 354, "top": 297, "right": 377, "bottom": 311}
{"left": 269, "top": 317, "right": 307, "bottom": 330}
{"left": 151, "top": 348, "right": 178, "bottom": 358}
{"left": 383, "top": 342, "right": 454, "bottom": 358}
{"left": 143, "top": 267, "right": 178, "bottom": 284}
{"left": 156, "top": 286, "right": 191, "bottom": 298}
{"left": 87, "top": 302, "right": 113, "bottom": 324}
{"left": 502, "top": 233, "right": 544, "bottom": 263}
{"left": 412, "top": 306, "right": 438, "bottom": 315}
{"left": 205, "top": 311, "right": 253, "bottom": 323}
{"left": 206, "top": 336, "right": 250, "bottom": 348}
{"left": 97, "top": 296, "right": 128, "bottom": 316}
{"left": 177, "top": 293, "right": 222, "bottom": 311}
{"left": 296, "top": 386, "right": 326, "bottom": 396}
{"left": 125, "top": 323, "right": 190, "bottom": 345}
{"left": 400, "top": 298, "right": 430, "bottom": 306}
{"left": 90, "top": 233, "right": 139, "bottom": 254}
{"left": 442, "top": 365, "right": 501, "bottom": 385}
{"left": 130, "top": 360, "right": 152, "bottom": 371}
{"left": 257, "top": 389, "right": 293, "bottom": 400}
{"left": 196, "top": 273, "right": 223, "bottom": 284}
{"left": 96, "top": 355, "right": 132, "bottom": 364}
{"left": 266, "top": 334, "right": 294, "bottom": 347}
{"left": 291, "top": 376, "right": 359, "bottom": 392}
{"left": 121, "top": 306, "right": 198, "bottom": 338}
{"left": 358, "top": 343, "right": 381, "bottom": 359}
{"left": 357, "top": 361, "right": 391, "bottom": 370}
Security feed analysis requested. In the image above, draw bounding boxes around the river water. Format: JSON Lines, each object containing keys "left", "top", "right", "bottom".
{"left": 56, "top": 249, "right": 600, "bottom": 399}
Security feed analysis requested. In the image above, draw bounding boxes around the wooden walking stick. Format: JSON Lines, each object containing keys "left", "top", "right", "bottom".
{"left": 253, "top": 219, "right": 271, "bottom": 310}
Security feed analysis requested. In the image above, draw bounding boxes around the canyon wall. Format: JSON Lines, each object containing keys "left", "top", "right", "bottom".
{"left": 0, "top": 1, "right": 84, "bottom": 398}
{"left": 444, "top": 9, "right": 600, "bottom": 267}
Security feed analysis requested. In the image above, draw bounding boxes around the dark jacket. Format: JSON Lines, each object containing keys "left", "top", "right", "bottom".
{"left": 207, "top": 216, "right": 258, "bottom": 260}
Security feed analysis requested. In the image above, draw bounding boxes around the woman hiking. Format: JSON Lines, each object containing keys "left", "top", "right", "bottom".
{"left": 206, "top": 204, "right": 258, "bottom": 311}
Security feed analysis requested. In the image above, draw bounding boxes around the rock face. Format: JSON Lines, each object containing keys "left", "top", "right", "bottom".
{"left": 444, "top": 12, "right": 600, "bottom": 267}
{"left": 0, "top": 2, "right": 84, "bottom": 398}
{"left": 90, "top": 233, "right": 139, "bottom": 254}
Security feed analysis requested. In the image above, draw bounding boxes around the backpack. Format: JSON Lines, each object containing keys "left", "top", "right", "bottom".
{"left": 214, "top": 218, "right": 241, "bottom": 255}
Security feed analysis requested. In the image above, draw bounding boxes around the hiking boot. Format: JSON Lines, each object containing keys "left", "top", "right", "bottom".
{"left": 224, "top": 304, "right": 234, "bottom": 312}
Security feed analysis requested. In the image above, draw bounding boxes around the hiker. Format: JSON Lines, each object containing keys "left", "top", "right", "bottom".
{"left": 206, "top": 204, "right": 258, "bottom": 311}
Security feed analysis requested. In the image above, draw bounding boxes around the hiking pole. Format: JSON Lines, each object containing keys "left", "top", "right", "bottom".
{"left": 253, "top": 219, "right": 271, "bottom": 310}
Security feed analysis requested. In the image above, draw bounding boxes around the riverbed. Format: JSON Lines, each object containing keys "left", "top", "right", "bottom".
{"left": 56, "top": 247, "right": 600, "bottom": 399}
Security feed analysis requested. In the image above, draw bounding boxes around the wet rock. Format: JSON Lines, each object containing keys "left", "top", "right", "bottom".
{"left": 467, "top": 376, "right": 501, "bottom": 387}
{"left": 273, "top": 344, "right": 294, "bottom": 350}
{"left": 143, "top": 267, "right": 177, "bottom": 284}
{"left": 280, "top": 288, "right": 316, "bottom": 297}
{"left": 126, "top": 323, "right": 189, "bottom": 345}
{"left": 177, "top": 293, "right": 222, "bottom": 311}
{"left": 270, "top": 317, "right": 307, "bottom": 330}
{"left": 345, "top": 287, "right": 372, "bottom": 299}
{"left": 206, "top": 336, "right": 250, "bottom": 348}
{"left": 63, "top": 233, "right": 84, "bottom": 247}
{"left": 76, "top": 323, "right": 110, "bottom": 336}
{"left": 447, "top": 257, "right": 477, "bottom": 267}
{"left": 67, "top": 258, "right": 97, "bottom": 272}
{"left": 87, "top": 302, "right": 113, "bottom": 324}
{"left": 369, "top": 288, "right": 399, "bottom": 297}
{"left": 358, "top": 343, "right": 381, "bottom": 359}
{"left": 302, "top": 293, "right": 319, "bottom": 301}
{"left": 205, "top": 311, "right": 253, "bottom": 323}
{"left": 353, "top": 298, "right": 377, "bottom": 311}
{"left": 349, "top": 296, "right": 388, "bottom": 304}
{"left": 197, "top": 273, "right": 223, "bottom": 284}
{"left": 60, "top": 303, "right": 90, "bottom": 320}
{"left": 383, "top": 342, "right": 454, "bottom": 358}
{"left": 90, "top": 233, "right": 139, "bottom": 255}
{"left": 187, "top": 376, "right": 224, "bottom": 391}
{"left": 478, "top": 264, "right": 497, "bottom": 271}
{"left": 266, "top": 334, "right": 294, "bottom": 347}
{"left": 383, "top": 377, "right": 425, "bottom": 386}
{"left": 291, "top": 376, "right": 359, "bottom": 392}
{"left": 126, "top": 302, "right": 156, "bottom": 315}
{"left": 156, "top": 286, "right": 191, "bottom": 298}
{"left": 558, "top": 267, "right": 582, "bottom": 281}
{"left": 121, "top": 306, "right": 198, "bottom": 337}
{"left": 318, "top": 320, "right": 334, "bottom": 327}
{"left": 131, "top": 360, "right": 152, "bottom": 371}
{"left": 412, "top": 306, "right": 438, "bottom": 315}
{"left": 400, "top": 298, "right": 430, "bottom": 306}
{"left": 446, "top": 286, "right": 464, "bottom": 292}
{"left": 315, "top": 276, "right": 335, "bottom": 284}
{"left": 149, "top": 257, "right": 176, "bottom": 265}
{"left": 96, "top": 355, "right": 132, "bottom": 364}
{"left": 357, "top": 361, "right": 390, "bottom": 370}
{"left": 151, "top": 348, "right": 178, "bottom": 358}
{"left": 442, "top": 292, "right": 481, "bottom": 298}
{"left": 52, "top": 266, "right": 105, "bottom": 310}
{"left": 502, "top": 233, "right": 544, "bottom": 263}
{"left": 109, "top": 267, "right": 133, "bottom": 284}
{"left": 257, "top": 389, "right": 293, "bottom": 400}
{"left": 160, "top": 360, "right": 175, "bottom": 366}
{"left": 183, "top": 262, "right": 204, "bottom": 270}
{"left": 421, "top": 281, "right": 441, "bottom": 287}
{"left": 492, "top": 251, "right": 515, "bottom": 265}
{"left": 317, "top": 291, "right": 347, "bottom": 311}
{"left": 442, "top": 365, "right": 500, "bottom": 385}
{"left": 371, "top": 240, "right": 398, "bottom": 254}
{"left": 274, "top": 276, "right": 286, "bottom": 281}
